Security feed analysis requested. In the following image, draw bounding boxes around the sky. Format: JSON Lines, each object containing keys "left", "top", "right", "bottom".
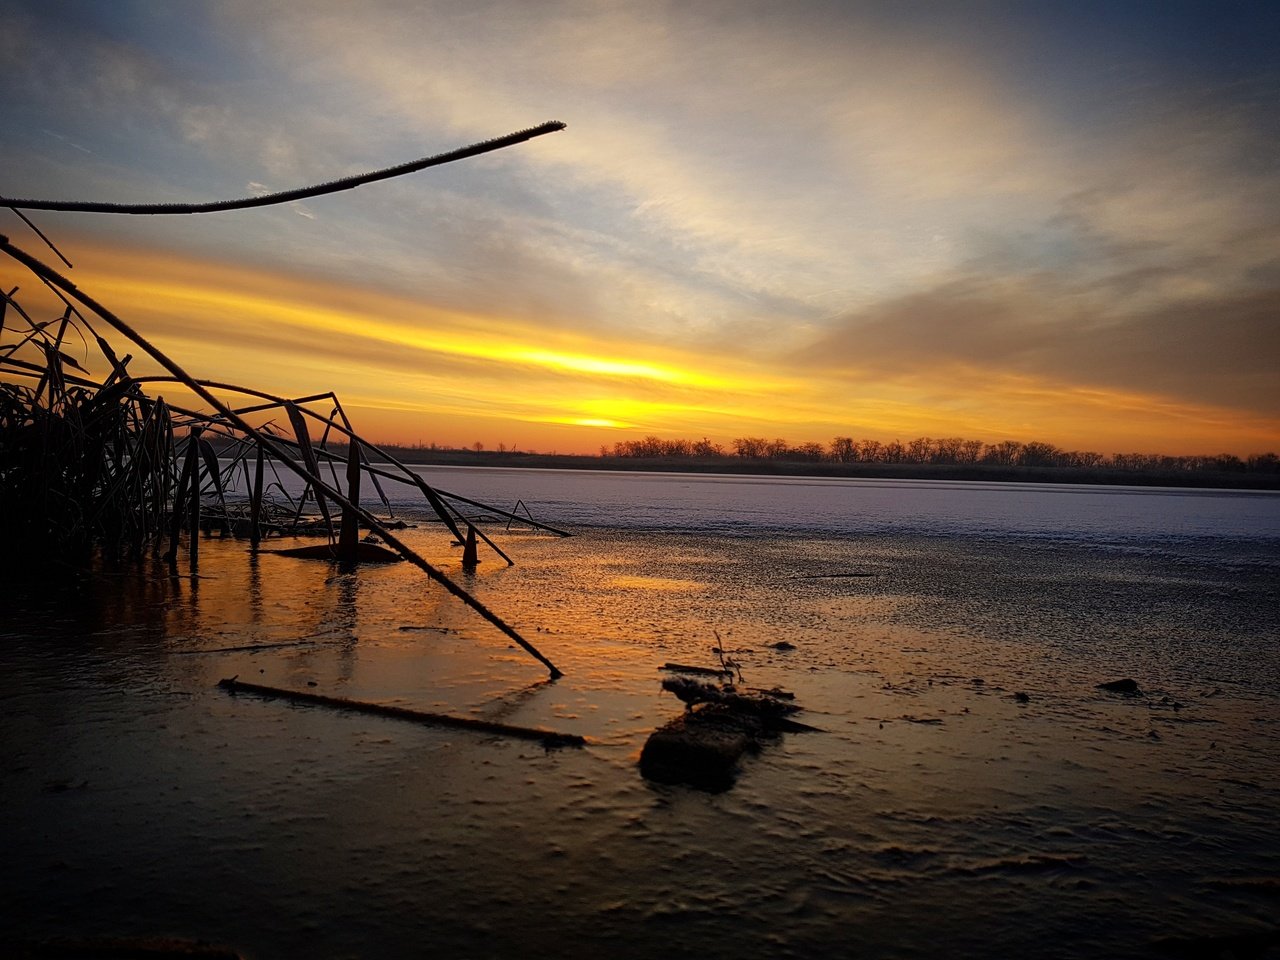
{"left": 1, "top": 0, "right": 1277, "bottom": 456}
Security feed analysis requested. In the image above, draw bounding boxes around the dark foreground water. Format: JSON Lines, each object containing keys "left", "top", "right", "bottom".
{"left": 2, "top": 470, "right": 1278, "bottom": 959}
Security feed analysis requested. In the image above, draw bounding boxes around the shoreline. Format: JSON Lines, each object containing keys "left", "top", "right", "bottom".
{"left": 369, "top": 448, "right": 1280, "bottom": 491}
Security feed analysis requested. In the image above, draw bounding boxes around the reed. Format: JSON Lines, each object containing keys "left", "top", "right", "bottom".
{"left": 1, "top": 293, "right": 172, "bottom": 565}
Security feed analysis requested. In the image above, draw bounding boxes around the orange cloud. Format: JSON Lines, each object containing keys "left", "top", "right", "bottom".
{"left": 6, "top": 236, "right": 1275, "bottom": 456}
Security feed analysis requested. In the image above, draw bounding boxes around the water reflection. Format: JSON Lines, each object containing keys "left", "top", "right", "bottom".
{"left": 607, "top": 575, "right": 706, "bottom": 591}
{"left": 2, "top": 483, "right": 1278, "bottom": 959}
{"left": 246, "top": 551, "right": 264, "bottom": 627}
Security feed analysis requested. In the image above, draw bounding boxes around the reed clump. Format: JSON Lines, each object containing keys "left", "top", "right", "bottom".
{"left": 0, "top": 300, "right": 174, "bottom": 566}
{"left": 1, "top": 120, "right": 570, "bottom": 675}
{"left": 1, "top": 238, "right": 567, "bottom": 678}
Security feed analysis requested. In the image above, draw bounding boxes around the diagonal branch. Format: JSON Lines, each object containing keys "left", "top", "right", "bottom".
{"left": 1, "top": 121, "right": 565, "bottom": 215}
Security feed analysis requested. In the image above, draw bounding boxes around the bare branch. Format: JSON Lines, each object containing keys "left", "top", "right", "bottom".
{"left": 1, "top": 121, "right": 566, "bottom": 215}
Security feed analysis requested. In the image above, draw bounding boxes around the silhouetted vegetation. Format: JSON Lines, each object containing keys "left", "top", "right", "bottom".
{"left": 603, "top": 435, "right": 1278, "bottom": 478}
{"left": 1, "top": 121, "right": 570, "bottom": 676}
{"left": 380, "top": 436, "right": 1279, "bottom": 489}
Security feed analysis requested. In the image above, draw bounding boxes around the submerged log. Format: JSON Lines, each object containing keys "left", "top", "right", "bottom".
{"left": 639, "top": 707, "right": 758, "bottom": 793}
{"left": 640, "top": 679, "right": 818, "bottom": 791}
{"left": 1098, "top": 678, "right": 1143, "bottom": 695}
{"left": 217, "top": 677, "right": 585, "bottom": 748}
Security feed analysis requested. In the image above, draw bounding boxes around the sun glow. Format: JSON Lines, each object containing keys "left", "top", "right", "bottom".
{"left": 568, "top": 418, "right": 631, "bottom": 429}
{"left": 504, "top": 349, "right": 725, "bottom": 387}
{"left": 25, "top": 237, "right": 1274, "bottom": 456}
{"left": 80, "top": 265, "right": 735, "bottom": 393}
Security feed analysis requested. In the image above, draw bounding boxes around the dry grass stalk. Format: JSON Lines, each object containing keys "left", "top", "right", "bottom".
{"left": 1, "top": 239, "right": 564, "bottom": 678}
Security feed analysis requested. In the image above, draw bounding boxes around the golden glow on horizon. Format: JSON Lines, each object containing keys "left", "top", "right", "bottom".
{"left": 19, "top": 238, "right": 1275, "bottom": 457}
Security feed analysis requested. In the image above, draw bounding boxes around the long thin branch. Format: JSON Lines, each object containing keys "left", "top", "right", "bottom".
{"left": 1, "top": 121, "right": 565, "bottom": 215}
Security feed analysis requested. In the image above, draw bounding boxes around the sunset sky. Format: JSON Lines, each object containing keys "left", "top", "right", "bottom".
{"left": 2, "top": 0, "right": 1277, "bottom": 455}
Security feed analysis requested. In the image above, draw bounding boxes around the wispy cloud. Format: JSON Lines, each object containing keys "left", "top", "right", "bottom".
{"left": 2, "top": 0, "right": 1276, "bottom": 453}
{"left": 39, "top": 238, "right": 1274, "bottom": 455}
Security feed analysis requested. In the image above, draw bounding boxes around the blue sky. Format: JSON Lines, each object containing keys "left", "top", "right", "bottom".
{"left": 2, "top": 0, "right": 1277, "bottom": 453}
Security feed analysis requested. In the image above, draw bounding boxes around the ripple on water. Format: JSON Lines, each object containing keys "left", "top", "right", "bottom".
{"left": 3, "top": 513, "right": 1278, "bottom": 959}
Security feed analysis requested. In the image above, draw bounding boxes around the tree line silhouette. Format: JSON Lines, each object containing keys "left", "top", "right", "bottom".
{"left": 600, "top": 435, "right": 1279, "bottom": 475}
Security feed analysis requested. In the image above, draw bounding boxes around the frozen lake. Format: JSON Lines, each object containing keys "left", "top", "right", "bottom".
{"left": 240, "top": 460, "right": 1280, "bottom": 540}
{"left": 3, "top": 469, "right": 1277, "bottom": 958}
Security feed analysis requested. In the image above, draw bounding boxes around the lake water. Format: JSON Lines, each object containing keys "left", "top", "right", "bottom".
{"left": 3, "top": 468, "right": 1278, "bottom": 959}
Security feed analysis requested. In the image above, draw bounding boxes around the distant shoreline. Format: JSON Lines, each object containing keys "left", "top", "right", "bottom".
{"left": 375, "top": 448, "right": 1280, "bottom": 491}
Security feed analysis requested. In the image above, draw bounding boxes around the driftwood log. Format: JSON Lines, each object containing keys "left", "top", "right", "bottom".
{"left": 218, "top": 678, "right": 585, "bottom": 748}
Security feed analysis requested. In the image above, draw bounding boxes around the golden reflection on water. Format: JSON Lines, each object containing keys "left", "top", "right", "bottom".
{"left": 3, "top": 523, "right": 1278, "bottom": 960}
{"left": 605, "top": 575, "right": 706, "bottom": 591}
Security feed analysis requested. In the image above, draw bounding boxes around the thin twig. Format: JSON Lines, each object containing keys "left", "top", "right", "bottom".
{"left": 7, "top": 207, "right": 74, "bottom": 268}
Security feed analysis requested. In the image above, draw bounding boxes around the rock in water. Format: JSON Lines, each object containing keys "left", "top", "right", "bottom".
{"left": 639, "top": 706, "right": 762, "bottom": 793}
{"left": 1098, "top": 678, "right": 1142, "bottom": 695}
